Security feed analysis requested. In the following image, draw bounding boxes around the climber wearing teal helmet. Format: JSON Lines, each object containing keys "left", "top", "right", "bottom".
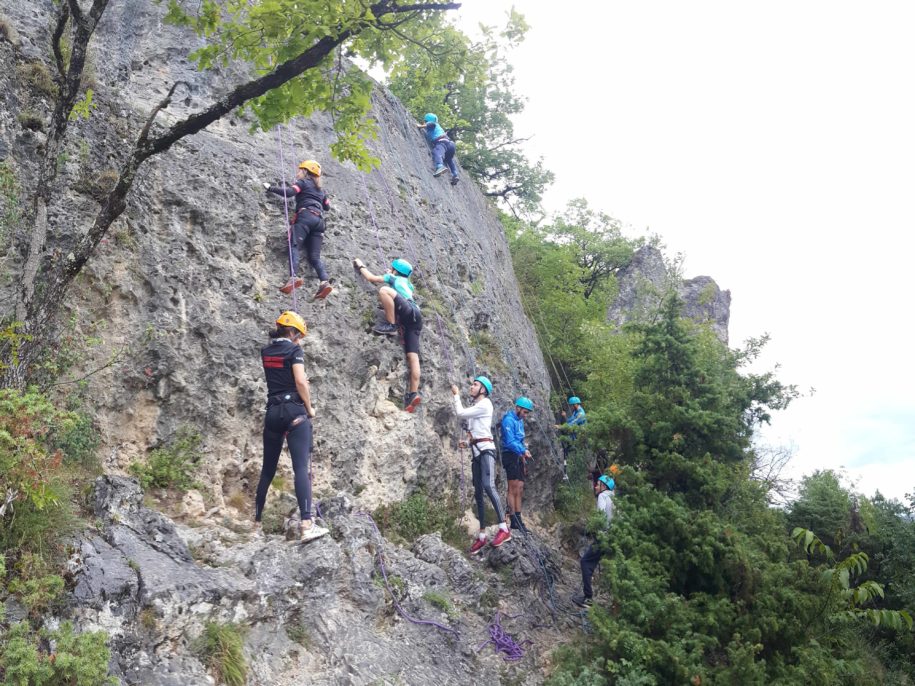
{"left": 556, "top": 395, "right": 586, "bottom": 474}
{"left": 572, "top": 469, "right": 616, "bottom": 607}
{"left": 417, "top": 112, "right": 459, "bottom": 185}
{"left": 451, "top": 375, "right": 511, "bottom": 554}
{"left": 353, "top": 256, "right": 423, "bottom": 412}
{"left": 500, "top": 396, "right": 534, "bottom": 532}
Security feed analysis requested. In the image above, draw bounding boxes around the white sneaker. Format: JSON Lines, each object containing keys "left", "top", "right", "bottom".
{"left": 300, "top": 523, "right": 329, "bottom": 543}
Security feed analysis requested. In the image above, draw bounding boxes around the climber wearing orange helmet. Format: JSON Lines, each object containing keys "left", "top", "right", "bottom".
{"left": 263, "top": 160, "right": 333, "bottom": 300}
{"left": 254, "top": 311, "right": 328, "bottom": 543}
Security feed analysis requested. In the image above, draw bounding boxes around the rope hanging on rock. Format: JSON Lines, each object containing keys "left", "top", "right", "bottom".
{"left": 273, "top": 125, "right": 299, "bottom": 311}
{"left": 357, "top": 512, "right": 460, "bottom": 637}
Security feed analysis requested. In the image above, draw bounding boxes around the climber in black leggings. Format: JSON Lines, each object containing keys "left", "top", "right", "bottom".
{"left": 253, "top": 311, "right": 328, "bottom": 543}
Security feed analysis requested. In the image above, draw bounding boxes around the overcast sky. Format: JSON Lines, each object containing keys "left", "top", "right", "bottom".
{"left": 454, "top": 1, "right": 915, "bottom": 503}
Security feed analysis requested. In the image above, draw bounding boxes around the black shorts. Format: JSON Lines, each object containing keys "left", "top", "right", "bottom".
{"left": 502, "top": 451, "right": 526, "bottom": 482}
{"left": 394, "top": 294, "right": 423, "bottom": 355}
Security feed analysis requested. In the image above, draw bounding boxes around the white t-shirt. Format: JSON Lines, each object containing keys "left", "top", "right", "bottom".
{"left": 451, "top": 395, "right": 494, "bottom": 454}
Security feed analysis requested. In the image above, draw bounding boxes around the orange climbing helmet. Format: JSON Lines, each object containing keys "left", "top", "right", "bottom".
{"left": 298, "top": 160, "right": 321, "bottom": 176}
{"left": 276, "top": 311, "right": 307, "bottom": 336}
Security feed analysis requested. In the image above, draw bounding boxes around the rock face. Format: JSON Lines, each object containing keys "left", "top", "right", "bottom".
{"left": 1, "top": 0, "right": 562, "bottom": 512}
{"left": 607, "top": 246, "right": 731, "bottom": 343}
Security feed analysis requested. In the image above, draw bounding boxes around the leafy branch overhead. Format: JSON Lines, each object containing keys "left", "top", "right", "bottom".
{"left": 2, "top": 0, "right": 461, "bottom": 387}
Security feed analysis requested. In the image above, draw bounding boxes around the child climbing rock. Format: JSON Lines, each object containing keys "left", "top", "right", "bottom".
{"left": 417, "top": 113, "right": 459, "bottom": 185}
{"left": 451, "top": 376, "right": 512, "bottom": 553}
{"left": 353, "top": 257, "right": 423, "bottom": 412}
{"left": 263, "top": 160, "right": 333, "bottom": 299}
{"left": 254, "top": 311, "right": 328, "bottom": 543}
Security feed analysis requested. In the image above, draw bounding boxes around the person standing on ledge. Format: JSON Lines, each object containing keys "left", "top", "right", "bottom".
{"left": 572, "top": 473, "right": 616, "bottom": 607}
{"left": 254, "top": 311, "right": 328, "bottom": 543}
{"left": 353, "top": 257, "right": 423, "bottom": 412}
{"left": 500, "top": 396, "right": 534, "bottom": 533}
{"left": 451, "top": 376, "right": 512, "bottom": 554}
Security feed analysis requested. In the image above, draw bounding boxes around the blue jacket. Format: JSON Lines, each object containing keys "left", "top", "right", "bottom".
{"left": 566, "top": 407, "right": 586, "bottom": 427}
{"left": 500, "top": 410, "right": 526, "bottom": 455}
{"left": 424, "top": 121, "right": 448, "bottom": 144}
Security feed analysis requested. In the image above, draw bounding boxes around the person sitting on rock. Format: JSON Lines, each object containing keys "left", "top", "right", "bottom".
{"left": 353, "top": 257, "right": 423, "bottom": 412}
{"left": 572, "top": 472, "right": 616, "bottom": 607}
{"left": 451, "top": 376, "right": 512, "bottom": 554}
{"left": 263, "top": 160, "right": 333, "bottom": 299}
{"left": 500, "top": 396, "right": 534, "bottom": 533}
{"left": 417, "top": 113, "right": 459, "bottom": 185}
{"left": 254, "top": 311, "right": 328, "bottom": 543}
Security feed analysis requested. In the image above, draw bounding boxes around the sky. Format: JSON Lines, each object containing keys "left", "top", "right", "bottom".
{"left": 453, "top": 1, "right": 915, "bottom": 503}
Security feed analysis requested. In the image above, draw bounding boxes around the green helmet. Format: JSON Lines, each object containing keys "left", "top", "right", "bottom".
{"left": 474, "top": 376, "right": 493, "bottom": 395}
{"left": 515, "top": 396, "right": 534, "bottom": 411}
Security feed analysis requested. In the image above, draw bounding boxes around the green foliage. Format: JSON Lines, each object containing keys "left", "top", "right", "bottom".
{"left": 196, "top": 622, "right": 247, "bottom": 686}
{"left": 373, "top": 491, "right": 464, "bottom": 548}
{"left": 388, "top": 10, "right": 553, "bottom": 212}
{"left": 68, "top": 88, "right": 96, "bottom": 121}
{"left": 129, "top": 426, "right": 202, "bottom": 491}
{"left": 163, "top": 0, "right": 458, "bottom": 171}
{"left": 0, "top": 621, "right": 115, "bottom": 685}
{"left": 0, "top": 161, "right": 21, "bottom": 245}
{"left": 7, "top": 563, "right": 66, "bottom": 618}
{"left": 16, "top": 61, "right": 57, "bottom": 97}
{"left": 422, "top": 590, "right": 458, "bottom": 619}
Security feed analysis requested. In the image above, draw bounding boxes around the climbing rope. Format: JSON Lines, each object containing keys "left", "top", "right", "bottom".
{"left": 476, "top": 612, "right": 531, "bottom": 662}
{"left": 357, "top": 512, "right": 460, "bottom": 637}
{"left": 273, "top": 125, "right": 299, "bottom": 311}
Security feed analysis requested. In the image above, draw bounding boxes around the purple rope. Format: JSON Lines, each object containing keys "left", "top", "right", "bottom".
{"left": 273, "top": 126, "right": 298, "bottom": 311}
{"left": 356, "top": 512, "right": 459, "bottom": 637}
{"left": 476, "top": 612, "right": 531, "bottom": 662}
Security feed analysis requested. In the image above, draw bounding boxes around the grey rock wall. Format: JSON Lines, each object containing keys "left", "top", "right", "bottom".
{"left": 1, "top": 0, "right": 561, "bottom": 515}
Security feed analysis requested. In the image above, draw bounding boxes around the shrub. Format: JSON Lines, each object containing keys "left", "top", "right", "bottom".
{"left": 0, "top": 621, "right": 115, "bottom": 685}
{"left": 16, "top": 61, "right": 57, "bottom": 97}
{"left": 129, "top": 426, "right": 202, "bottom": 491}
{"left": 373, "top": 491, "right": 465, "bottom": 548}
{"left": 196, "top": 622, "right": 247, "bottom": 686}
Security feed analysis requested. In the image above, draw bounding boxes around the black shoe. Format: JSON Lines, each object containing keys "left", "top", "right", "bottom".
{"left": 571, "top": 594, "right": 592, "bottom": 607}
{"left": 404, "top": 392, "right": 422, "bottom": 413}
{"left": 373, "top": 322, "right": 398, "bottom": 335}
{"left": 509, "top": 515, "right": 520, "bottom": 530}
{"left": 450, "top": 176, "right": 459, "bottom": 186}
{"left": 515, "top": 514, "right": 528, "bottom": 533}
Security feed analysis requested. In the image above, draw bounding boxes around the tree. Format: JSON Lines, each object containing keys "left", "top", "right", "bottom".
{"left": 387, "top": 9, "right": 553, "bottom": 213}
{"left": 2, "top": 0, "right": 460, "bottom": 387}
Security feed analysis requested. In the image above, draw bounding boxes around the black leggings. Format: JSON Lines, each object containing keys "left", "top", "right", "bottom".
{"left": 256, "top": 403, "right": 313, "bottom": 522}
{"left": 472, "top": 449, "right": 505, "bottom": 529}
{"left": 292, "top": 210, "right": 328, "bottom": 282}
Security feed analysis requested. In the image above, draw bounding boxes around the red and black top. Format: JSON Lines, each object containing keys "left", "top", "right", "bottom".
{"left": 261, "top": 338, "right": 305, "bottom": 397}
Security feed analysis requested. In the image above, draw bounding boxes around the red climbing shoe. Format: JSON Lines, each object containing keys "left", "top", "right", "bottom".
{"left": 314, "top": 281, "right": 333, "bottom": 300}
{"left": 279, "top": 276, "right": 304, "bottom": 294}
{"left": 469, "top": 537, "right": 487, "bottom": 555}
{"left": 490, "top": 528, "right": 512, "bottom": 548}
{"left": 404, "top": 392, "right": 422, "bottom": 413}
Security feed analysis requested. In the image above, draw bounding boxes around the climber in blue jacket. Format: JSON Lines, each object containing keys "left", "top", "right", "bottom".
{"left": 417, "top": 113, "right": 459, "bottom": 185}
{"left": 500, "top": 397, "right": 534, "bottom": 532}
{"left": 556, "top": 396, "right": 586, "bottom": 472}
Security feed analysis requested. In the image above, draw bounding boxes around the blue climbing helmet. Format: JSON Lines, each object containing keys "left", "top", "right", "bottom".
{"left": 598, "top": 475, "right": 615, "bottom": 491}
{"left": 568, "top": 396, "right": 581, "bottom": 405}
{"left": 515, "top": 396, "right": 534, "bottom": 411}
{"left": 391, "top": 258, "right": 413, "bottom": 277}
{"left": 424, "top": 113, "right": 438, "bottom": 124}
{"left": 474, "top": 376, "right": 493, "bottom": 395}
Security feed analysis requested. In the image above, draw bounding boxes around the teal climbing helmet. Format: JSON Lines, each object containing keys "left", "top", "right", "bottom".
{"left": 391, "top": 258, "right": 413, "bottom": 277}
{"left": 598, "top": 475, "right": 615, "bottom": 491}
{"left": 568, "top": 396, "right": 581, "bottom": 405}
{"left": 474, "top": 376, "right": 493, "bottom": 395}
{"left": 424, "top": 113, "right": 438, "bottom": 123}
{"left": 515, "top": 396, "right": 534, "bottom": 411}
